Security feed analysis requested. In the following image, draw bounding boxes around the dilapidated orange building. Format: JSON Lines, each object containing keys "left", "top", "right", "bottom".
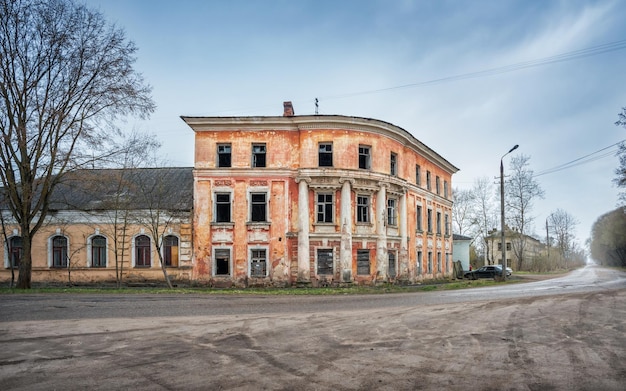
{"left": 182, "top": 102, "right": 458, "bottom": 287}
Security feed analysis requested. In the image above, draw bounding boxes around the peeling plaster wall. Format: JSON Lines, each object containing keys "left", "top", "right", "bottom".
{"left": 186, "top": 114, "right": 458, "bottom": 287}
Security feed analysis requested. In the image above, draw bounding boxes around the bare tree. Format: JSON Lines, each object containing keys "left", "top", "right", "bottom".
{"left": 548, "top": 209, "right": 579, "bottom": 269}
{"left": 505, "top": 154, "right": 544, "bottom": 270}
{"left": 472, "top": 177, "right": 498, "bottom": 265}
{"left": 0, "top": 0, "right": 155, "bottom": 288}
{"left": 452, "top": 187, "right": 476, "bottom": 236}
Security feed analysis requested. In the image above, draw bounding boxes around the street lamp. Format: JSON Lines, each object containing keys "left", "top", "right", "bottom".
{"left": 500, "top": 144, "right": 519, "bottom": 280}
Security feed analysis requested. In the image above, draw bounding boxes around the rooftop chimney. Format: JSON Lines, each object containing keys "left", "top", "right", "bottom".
{"left": 283, "top": 101, "right": 294, "bottom": 117}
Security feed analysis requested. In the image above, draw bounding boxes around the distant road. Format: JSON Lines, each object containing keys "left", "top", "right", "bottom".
{"left": 1, "top": 265, "right": 623, "bottom": 322}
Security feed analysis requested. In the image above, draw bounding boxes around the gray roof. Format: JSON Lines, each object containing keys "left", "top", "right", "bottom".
{"left": 48, "top": 167, "right": 194, "bottom": 211}
{"left": 453, "top": 234, "right": 472, "bottom": 241}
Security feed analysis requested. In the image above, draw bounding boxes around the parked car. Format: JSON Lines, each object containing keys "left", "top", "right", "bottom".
{"left": 496, "top": 265, "right": 513, "bottom": 276}
{"left": 464, "top": 265, "right": 511, "bottom": 279}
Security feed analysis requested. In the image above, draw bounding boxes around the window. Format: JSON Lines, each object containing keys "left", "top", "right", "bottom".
{"left": 436, "top": 212, "right": 442, "bottom": 235}
{"left": 214, "top": 248, "right": 230, "bottom": 276}
{"left": 250, "top": 249, "right": 267, "bottom": 277}
{"left": 217, "top": 144, "right": 231, "bottom": 167}
{"left": 252, "top": 144, "right": 266, "bottom": 167}
{"left": 250, "top": 193, "right": 267, "bottom": 222}
{"left": 416, "top": 205, "right": 423, "bottom": 231}
{"left": 390, "top": 153, "right": 397, "bottom": 176}
{"left": 437, "top": 252, "right": 442, "bottom": 273}
{"left": 52, "top": 235, "right": 68, "bottom": 268}
{"left": 498, "top": 243, "right": 502, "bottom": 251}
{"left": 163, "top": 235, "right": 179, "bottom": 267}
{"left": 444, "top": 180, "right": 449, "bottom": 198}
{"left": 417, "top": 251, "right": 423, "bottom": 275}
{"left": 426, "top": 171, "right": 431, "bottom": 191}
{"left": 317, "top": 249, "right": 333, "bottom": 275}
{"left": 215, "top": 193, "right": 231, "bottom": 223}
{"left": 135, "top": 235, "right": 151, "bottom": 267}
{"left": 357, "top": 249, "right": 370, "bottom": 275}
{"left": 444, "top": 214, "right": 450, "bottom": 236}
{"left": 498, "top": 242, "right": 512, "bottom": 251}
{"left": 428, "top": 252, "right": 433, "bottom": 274}
{"left": 8, "top": 236, "right": 23, "bottom": 268}
{"left": 427, "top": 209, "right": 433, "bottom": 233}
{"left": 359, "top": 145, "right": 371, "bottom": 169}
{"left": 319, "top": 143, "right": 333, "bottom": 167}
{"left": 91, "top": 235, "right": 106, "bottom": 268}
{"left": 388, "top": 251, "right": 396, "bottom": 277}
{"left": 357, "top": 195, "right": 370, "bottom": 223}
{"left": 435, "top": 176, "right": 441, "bottom": 194}
{"left": 387, "top": 198, "right": 397, "bottom": 226}
{"left": 317, "top": 193, "right": 334, "bottom": 223}
{"left": 416, "top": 165, "right": 421, "bottom": 186}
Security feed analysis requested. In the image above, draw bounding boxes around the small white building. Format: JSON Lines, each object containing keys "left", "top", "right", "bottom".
{"left": 453, "top": 234, "right": 472, "bottom": 271}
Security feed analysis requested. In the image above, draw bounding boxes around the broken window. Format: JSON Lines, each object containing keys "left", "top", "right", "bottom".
{"left": 417, "top": 251, "right": 423, "bottom": 275}
{"left": 427, "top": 209, "right": 433, "bottom": 233}
{"left": 416, "top": 164, "right": 421, "bottom": 186}
{"left": 250, "top": 249, "right": 266, "bottom": 277}
{"left": 437, "top": 252, "right": 442, "bottom": 273}
{"left": 416, "top": 205, "right": 423, "bottom": 231}
{"left": 215, "top": 193, "right": 231, "bottom": 222}
{"left": 359, "top": 145, "right": 371, "bottom": 169}
{"left": 357, "top": 195, "right": 369, "bottom": 223}
{"left": 250, "top": 193, "right": 267, "bottom": 222}
{"left": 317, "top": 193, "right": 334, "bottom": 223}
{"left": 217, "top": 144, "right": 231, "bottom": 167}
{"left": 319, "top": 143, "right": 333, "bottom": 167}
{"left": 215, "top": 249, "right": 230, "bottom": 276}
{"left": 436, "top": 212, "right": 442, "bottom": 235}
{"left": 317, "top": 249, "right": 333, "bottom": 275}
{"left": 357, "top": 249, "right": 370, "bottom": 275}
{"left": 436, "top": 176, "right": 441, "bottom": 195}
{"left": 426, "top": 171, "right": 431, "bottom": 191}
{"left": 387, "top": 198, "right": 397, "bottom": 226}
{"left": 252, "top": 144, "right": 266, "bottom": 168}
{"left": 428, "top": 251, "right": 433, "bottom": 274}
{"left": 388, "top": 251, "right": 396, "bottom": 277}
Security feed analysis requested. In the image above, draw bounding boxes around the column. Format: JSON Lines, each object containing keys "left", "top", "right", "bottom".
{"left": 296, "top": 178, "right": 310, "bottom": 282}
{"left": 399, "top": 190, "right": 408, "bottom": 278}
{"left": 339, "top": 178, "right": 353, "bottom": 282}
{"left": 376, "top": 183, "right": 387, "bottom": 281}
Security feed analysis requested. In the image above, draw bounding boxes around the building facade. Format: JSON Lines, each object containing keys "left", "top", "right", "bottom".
{"left": 484, "top": 227, "right": 545, "bottom": 270}
{"left": 183, "top": 102, "right": 458, "bottom": 287}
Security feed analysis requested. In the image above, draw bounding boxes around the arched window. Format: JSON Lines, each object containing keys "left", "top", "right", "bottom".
{"left": 52, "top": 236, "right": 68, "bottom": 268}
{"left": 9, "top": 236, "right": 23, "bottom": 268}
{"left": 91, "top": 235, "right": 106, "bottom": 267}
{"left": 163, "top": 235, "right": 179, "bottom": 267}
{"left": 135, "top": 235, "right": 151, "bottom": 267}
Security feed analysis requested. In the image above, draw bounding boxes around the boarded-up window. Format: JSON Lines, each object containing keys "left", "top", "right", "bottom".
{"left": 250, "top": 249, "right": 266, "bottom": 277}
{"left": 317, "top": 249, "right": 333, "bottom": 275}
{"left": 357, "top": 249, "right": 370, "bottom": 275}
{"left": 388, "top": 251, "right": 396, "bottom": 277}
{"left": 215, "top": 249, "right": 230, "bottom": 275}
{"left": 164, "top": 235, "right": 179, "bottom": 267}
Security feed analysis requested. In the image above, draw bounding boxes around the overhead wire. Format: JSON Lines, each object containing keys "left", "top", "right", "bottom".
{"left": 533, "top": 140, "right": 625, "bottom": 178}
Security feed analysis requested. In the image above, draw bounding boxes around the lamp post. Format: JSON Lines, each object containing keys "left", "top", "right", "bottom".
{"left": 500, "top": 144, "right": 519, "bottom": 280}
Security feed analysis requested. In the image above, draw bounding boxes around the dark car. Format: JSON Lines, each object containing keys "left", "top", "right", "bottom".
{"left": 464, "top": 265, "right": 511, "bottom": 279}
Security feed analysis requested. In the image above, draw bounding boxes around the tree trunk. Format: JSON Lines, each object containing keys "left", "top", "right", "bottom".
{"left": 16, "top": 231, "right": 32, "bottom": 289}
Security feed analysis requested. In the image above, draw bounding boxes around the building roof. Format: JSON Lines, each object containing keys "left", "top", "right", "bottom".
{"left": 47, "top": 167, "right": 194, "bottom": 211}
{"left": 453, "top": 234, "right": 473, "bottom": 241}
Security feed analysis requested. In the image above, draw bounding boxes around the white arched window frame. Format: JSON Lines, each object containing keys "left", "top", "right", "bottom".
{"left": 132, "top": 233, "right": 152, "bottom": 268}
{"left": 47, "top": 234, "right": 70, "bottom": 268}
{"left": 87, "top": 233, "right": 108, "bottom": 268}
{"left": 160, "top": 233, "right": 180, "bottom": 268}
{"left": 3, "top": 232, "right": 22, "bottom": 269}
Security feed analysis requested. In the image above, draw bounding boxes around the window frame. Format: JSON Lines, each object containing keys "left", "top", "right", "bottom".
{"left": 427, "top": 209, "right": 433, "bottom": 233}
{"left": 318, "top": 142, "right": 333, "bottom": 167}
{"left": 252, "top": 143, "right": 266, "bottom": 168}
{"left": 316, "top": 248, "right": 334, "bottom": 276}
{"left": 217, "top": 143, "right": 232, "bottom": 168}
{"left": 7, "top": 236, "right": 23, "bottom": 269}
{"left": 50, "top": 235, "right": 68, "bottom": 268}
{"left": 426, "top": 171, "right": 432, "bottom": 191}
{"left": 436, "top": 211, "right": 442, "bottom": 235}
{"left": 91, "top": 235, "right": 107, "bottom": 268}
{"left": 388, "top": 250, "right": 397, "bottom": 278}
{"left": 316, "top": 192, "right": 334, "bottom": 224}
{"left": 387, "top": 198, "right": 397, "bottom": 226}
{"left": 390, "top": 152, "right": 398, "bottom": 176}
{"left": 214, "top": 192, "right": 232, "bottom": 223}
{"left": 163, "top": 235, "right": 179, "bottom": 267}
{"left": 134, "top": 234, "right": 151, "bottom": 268}
{"left": 356, "top": 195, "right": 370, "bottom": 224}
{"left": 357, "top": 249, "right": 370, "bottom": 275}
{"left": 416, "top": 164, "right": 421, "bottom": 186}
{"left": 436, "top": 176, "right": 441, "bottom": 195}
{"left": 358, "top": 145, "right": 371, "bottom": 170}
{"left": 250, "top": 247, "right": 268, "bottom": 278}
{"left": 416, "top": 205, "right": 423, "bottom": 232}
{"left": 250, "top": 192, "right": 268, "bottom": 223}
{"left": 214, "top": 247, "right": 231, "bottom": 276}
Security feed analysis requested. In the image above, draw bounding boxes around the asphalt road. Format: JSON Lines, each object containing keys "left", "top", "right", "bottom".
{"left": 0, "top": 265, "right": 625, "bottom": 390}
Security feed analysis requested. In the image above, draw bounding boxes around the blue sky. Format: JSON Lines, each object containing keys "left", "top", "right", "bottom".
{"left": 84, "top": 0, "right": 626, "bottom": 248}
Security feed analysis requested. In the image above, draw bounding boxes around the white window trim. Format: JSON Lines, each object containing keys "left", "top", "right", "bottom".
{"left": 213, "top": 189, "right": 234, "bottom": 223}
{"left": 3, "top": 234, "right": 21, "bottom": 269}
{"left": 48, "top": 233, "right": 70, "bottom": 268}
{"left": 160, "top": 233, "right": 181, "bottom": 268}
{"left": 247, "top": 187, "right": 270, "bottom": 223}
{"left": 213, "top": 246, "right": 232, "bottom": 277}
{"left": 86, "top": 232, "right": 108, "bottom": 268}
{"left": 132, "top": 233, "right": 152, "bottom": 268}
{"left": 249, "top": 245, "right": 269, "bottom": 278}
{"left": 315, "top": 191, "right": 335, "bottom": 224}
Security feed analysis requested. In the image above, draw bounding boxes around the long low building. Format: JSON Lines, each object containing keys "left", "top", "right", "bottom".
{"left": 1, "top": 102, "right": 458, "bottom": 287}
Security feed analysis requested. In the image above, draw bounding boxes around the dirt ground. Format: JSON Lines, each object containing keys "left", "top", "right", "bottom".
{"left": 1, "top": 287, "right": 625, "bottom": 390}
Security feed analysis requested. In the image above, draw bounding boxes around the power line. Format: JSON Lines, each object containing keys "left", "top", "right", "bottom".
{"left": 533, "top": 140, "right": 625, "bottom": 178}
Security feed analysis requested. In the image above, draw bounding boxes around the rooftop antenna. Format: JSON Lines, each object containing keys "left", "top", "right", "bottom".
{"left": 315, "top": 98, "right": 319, "bottom": 115}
